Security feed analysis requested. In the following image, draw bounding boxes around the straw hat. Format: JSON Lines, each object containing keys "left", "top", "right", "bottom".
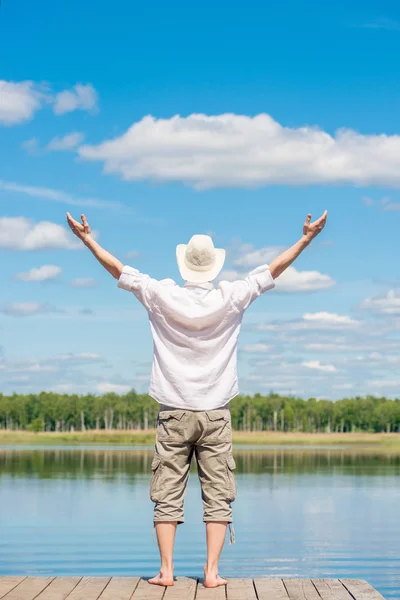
{"left": 176, "top": 235, "right": 226, "bottom": 283}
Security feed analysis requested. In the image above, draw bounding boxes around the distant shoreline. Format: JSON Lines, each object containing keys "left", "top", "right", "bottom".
{"left": 0, "top": 430, "right": 399, "bottom": 446}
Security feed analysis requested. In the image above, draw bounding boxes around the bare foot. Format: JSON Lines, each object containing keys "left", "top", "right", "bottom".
{"left": 148, "top": 572, "right": 174, "bottom": 586}
{"left": 204, "top": 568, "right": 227, "bottom": 588}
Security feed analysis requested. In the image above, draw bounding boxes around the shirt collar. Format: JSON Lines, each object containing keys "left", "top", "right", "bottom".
{"left": 184, "top": 281, "right": 214, "bottom": 290}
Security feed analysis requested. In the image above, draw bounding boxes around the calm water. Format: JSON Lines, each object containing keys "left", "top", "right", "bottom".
{"left": 0, "top": 446, "right": 399, "bottom": 599}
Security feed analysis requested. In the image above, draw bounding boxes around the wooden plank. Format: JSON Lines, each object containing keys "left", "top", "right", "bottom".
{"left": 284, "top": 579, "right": 321, "bottom": 600}
{"left": 195, "top": 580, "right": 226, "bottom": 600}
{"left": 340, "top": 580, "right": 386, "bottom": 600}
{"left": 98, "top": 577, "right": 140, "bottom": 600}
{"left": 31, "top": 578, "right": 82, "bottom": 600}
{"left": 254, "top": 579, "right": 289, "bottom": 600}
{"left": 131, "top": 579, "right": 166, "bottom": 600}
{"left": 2, "top": 577, "right": 54, "bottom": 600}
{"left": 0, "top": 578, "right": 26, "bottom": 599}
{"left": 63, "top": 577, "right": 110, "bottom": 600}
{"left": 163, "top": 577, "right": 197, "bottom": 600}
{"left": 0, "top": 575, "right": 26, "bottom": 598}
{"left": 226, "top": 578, "right": 257, "bottom": 600}
{"left": 34, "top": 577, "right": 82, "bottom": 600}
{"left": 313, "top": 580, "right": 354, "bottom": 600}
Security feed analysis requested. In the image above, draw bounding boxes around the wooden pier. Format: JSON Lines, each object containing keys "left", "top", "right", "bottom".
{"left": 0, "top": 577, "right": 386, "bottom": 600}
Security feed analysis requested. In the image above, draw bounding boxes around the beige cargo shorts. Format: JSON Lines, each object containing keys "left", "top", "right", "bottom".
{"left": 150, "top": 404, "right": 236, "bottom": 526}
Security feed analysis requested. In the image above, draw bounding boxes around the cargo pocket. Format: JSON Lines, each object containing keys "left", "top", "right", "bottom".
{"left": 226, "top": 454, "right": 237, "bottom": 502}
{"left": 150, "top": 453, "right": 163, "bottom": 503}
{"left": 205, "top": 410, "right": 231, "bottom": 440}
{"left": 157, "top": 410, "right": 186, "bottom": 440}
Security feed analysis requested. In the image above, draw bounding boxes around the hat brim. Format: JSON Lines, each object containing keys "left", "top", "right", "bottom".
{"left": 176, "top": 245, "right": 226, "bottom": 283}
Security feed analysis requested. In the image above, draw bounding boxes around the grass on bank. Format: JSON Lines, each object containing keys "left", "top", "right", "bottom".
{"left": 0, "top": 429, "right": 399, "bottom": 446}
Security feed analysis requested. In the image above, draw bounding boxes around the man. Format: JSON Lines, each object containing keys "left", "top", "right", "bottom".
{"left": 66, "top": 209, "right": 328, "bottom": 588}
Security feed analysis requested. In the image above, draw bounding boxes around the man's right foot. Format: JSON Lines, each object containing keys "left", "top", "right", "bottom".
{"left": 148, "top": 571, "right": 174, "bottom": 586}
{"left": 204, "top": 568, "right": 227, "bottom": 588}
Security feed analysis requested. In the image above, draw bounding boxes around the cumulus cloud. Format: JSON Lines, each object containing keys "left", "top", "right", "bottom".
{"left": 70, "top": 278, "right": 97, "bottom": 288}
{"left": 219, "top": 242, "right": 335, "bottom": 292}
{"left": 79, "top": 112, "right": 400, "bottom": 188}
{"left": 220, "top": 265, "right": 334, "bottom": 292}
{"left": 275, "top": 267, "right": 335, "bottom": 293}
{"left": 47, "top": 132, "right": 85, "bottom": 151}
{"left": 14, "top": 265, "right": 62, "bottom": 282}
{"left": 360, "top": 290, "right": 400, "bottom": 315}
{"left": 53, "top": 84, "right": 98, "bottom": 115}
{"left": 0, "top": 303, "right": 59, "bottom": 317}
{"left": 302, "top": 312, "right": 360, "bottom": 327}
{"left": 232, "top": 245, "right": 284, "bottom": 267}
{"left": 0, "top": 217, "right": 81, "bottom": 250}
{"left": 302, "top": 360, "right": 337, "bottom": 372}
{"left": 252, "top": 312, "right": 361, "bottom": 334}
{"left": 0, "top": 80, "right": 98, "bottom": 125}
{"left": 0, "top": 178, "right": 117, "bottom": 209}
{"left": 0, "top": 80, "right": 47, "bottom": 125}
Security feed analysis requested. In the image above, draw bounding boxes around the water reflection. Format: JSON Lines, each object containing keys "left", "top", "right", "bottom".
{"left": 0, "top": 446, "right": 399, "bottom": 599}
{"left": 1, "top": 446, "right": 400, "bottom": 480}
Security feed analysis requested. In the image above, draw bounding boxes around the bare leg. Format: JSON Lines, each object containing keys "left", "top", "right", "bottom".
{"left": 149, "top": 522, "right": 177, "bottom": 586}
{"left": 204, "top": 521, "right": 228, "bottom": 588}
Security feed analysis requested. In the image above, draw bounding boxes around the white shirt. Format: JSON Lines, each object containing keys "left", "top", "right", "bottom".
{"left": 117, "top": 264, "right": 275, "bottom": 410}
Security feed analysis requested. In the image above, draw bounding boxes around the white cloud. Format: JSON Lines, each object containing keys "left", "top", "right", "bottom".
{"left": 15, "top": 265, "right": 62, "bottom": 282}
{"left": 0, "top": 80, "right": 47, "bottom": 125}
{"left": 302, "top": 312, "right": 360, "bottom": 326}
{"left": 0, "top": 217, "right": 81, "bottom": 250}
{"left": 219, "top": 243, "right": 335, "bottom": 292}
{"left": 47, "top": 132, "right": 85, "bottom": 151}
{"left": 96, "top": 382, "right": 132, "bottom": 394}
{"left": 0, "top": 178, "right": 117, "bottom": 209}
{"left": 360, "top": 290, "right": 400, "bottom": 315}
{"left": 232, "top": 245, "right": 284, "bottom": 267}
{"left": 0, "top": 80, "right": 98, "bottom": 125}
{"left": 79, "top": 112, "right": 400, "bottom": 188}
{"left": 242, "top": 343, "right": 270, "bottom": 353}
{"left": 53, "top": 84, "right": 98, "bottom": 115}
{"left": 302, "top": 360, "right": 337, "bottom": 373}
{"left": 219, "top": 269, "right": 241, "bottom": 282}
{"left": 275, "top": 266, "right": 335, "bottom": 292}
{"left": 221, "top": 266, "right": 335, "bottom": 292}
{"left": 70, "top": 278, "right": 97, "bottom": 288}
{"left": 0, "top": 303, "right": 59, "bottom": 317}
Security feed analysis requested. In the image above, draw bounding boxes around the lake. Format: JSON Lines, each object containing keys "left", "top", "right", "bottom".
{"left": 0, "top": 445, "right": 399, "bottom": 599}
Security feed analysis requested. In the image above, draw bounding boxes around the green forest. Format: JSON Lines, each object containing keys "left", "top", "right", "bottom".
{"left": 0, "top": 391, "right": 399, "bottom": 433}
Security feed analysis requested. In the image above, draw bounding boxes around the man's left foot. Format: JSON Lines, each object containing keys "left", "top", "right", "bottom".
{"left": 148, "top": 572, "right": 174, "bottom": 586}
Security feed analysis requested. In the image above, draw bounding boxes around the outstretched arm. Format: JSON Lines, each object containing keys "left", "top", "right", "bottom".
{"left": 269, "top": 210, "right": 328, "bottom": 279}
{"left": 66, "top": 212, "right": 123, "bottom": 279}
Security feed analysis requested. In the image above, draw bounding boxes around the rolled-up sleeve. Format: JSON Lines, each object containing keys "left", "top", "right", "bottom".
{"left": 117, "top": 265, "right": 156, "bottom": 311}
{"left": 230, "top": 264, "right": 275, "bottom": 312}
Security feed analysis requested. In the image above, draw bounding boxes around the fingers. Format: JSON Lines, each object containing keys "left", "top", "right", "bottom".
{"left": 66, "top": 211, "right": 84, "bottom": 234}
{"left": 305, "top": 214, "right": 312, "bottom": 226}
{"left": 81, "top": 213, "right": 90, "bottom": 233}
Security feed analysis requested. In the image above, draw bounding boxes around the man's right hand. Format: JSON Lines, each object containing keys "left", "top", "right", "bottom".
{"left": 302, "top": 210, "right": 328, "bottom": 243}
{"left": 66, "top": 212, "right": 93, "bottom": 245}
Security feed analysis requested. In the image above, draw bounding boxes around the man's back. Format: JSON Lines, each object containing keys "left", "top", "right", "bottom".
{"left": 117, "top": 264, "right": 275, "bottom": 409}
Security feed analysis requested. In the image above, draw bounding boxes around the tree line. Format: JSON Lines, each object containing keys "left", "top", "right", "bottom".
{"left": 0, "top": 391, "right": 399, "bottom": 433}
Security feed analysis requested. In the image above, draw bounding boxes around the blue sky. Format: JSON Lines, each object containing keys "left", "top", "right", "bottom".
{"left": 1, "top": 0, "right": 399, "bottom": 399}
